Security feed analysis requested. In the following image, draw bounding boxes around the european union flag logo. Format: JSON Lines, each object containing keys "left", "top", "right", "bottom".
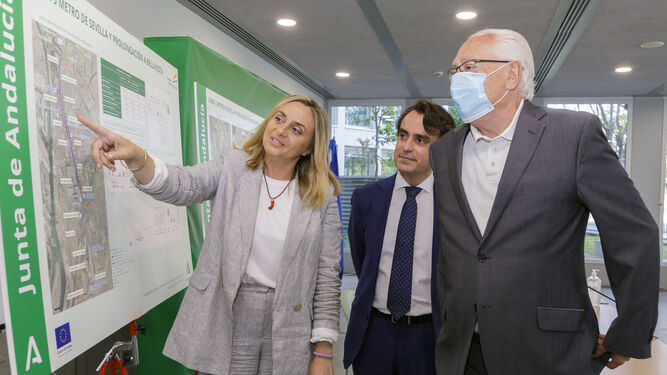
{"left": 55, "top": 323, "right": 71, "bottom": 349}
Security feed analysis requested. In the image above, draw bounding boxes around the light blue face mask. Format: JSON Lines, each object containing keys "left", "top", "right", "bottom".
{"left": 450, "top": 63, "right": 510, "bottom": 123}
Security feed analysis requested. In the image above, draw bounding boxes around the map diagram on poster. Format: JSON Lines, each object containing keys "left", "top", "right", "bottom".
{"left": 32, "top": 21, "right": 113, "bottom": 314}
{"left": 0, "top": 1, "right": 192, "bottom": 374}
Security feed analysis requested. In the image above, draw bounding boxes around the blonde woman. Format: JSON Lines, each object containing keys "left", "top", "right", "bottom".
{"left": 79, "top": 95, "right": 342, "bottom": 375}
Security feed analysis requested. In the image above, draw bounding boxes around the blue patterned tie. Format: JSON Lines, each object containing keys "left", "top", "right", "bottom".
{"left": 387, "top": 186, "right": 421, "bottom": 319}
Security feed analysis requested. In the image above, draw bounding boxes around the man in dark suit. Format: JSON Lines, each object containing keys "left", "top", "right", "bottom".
{"left": 430, "top": 28, "right": 660, "bottom": 375}
{"left": 343, "top": 99, "right": 455, "bottom": 374}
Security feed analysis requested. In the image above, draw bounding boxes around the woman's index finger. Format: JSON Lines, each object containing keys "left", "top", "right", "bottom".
{"left": 77, "top": 115, "right": 108, "bottom": 136}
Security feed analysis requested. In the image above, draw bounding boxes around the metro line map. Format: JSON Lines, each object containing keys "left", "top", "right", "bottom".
{"left": 31, "top": 20, "right": 113, "bottom": 313}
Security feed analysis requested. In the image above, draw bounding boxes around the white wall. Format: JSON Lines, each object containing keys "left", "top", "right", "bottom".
{"left": 631, "top": 98, "right": 664, "bottom": 224}
{"left": 87, "top": 0, "right": 322, "bottom": 101}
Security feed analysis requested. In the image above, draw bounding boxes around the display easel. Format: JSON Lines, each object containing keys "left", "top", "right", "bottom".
{"left": 97, "top": 320, "right": 144, "bottom": 374}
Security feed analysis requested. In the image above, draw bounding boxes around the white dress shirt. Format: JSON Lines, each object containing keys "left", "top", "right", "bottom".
{"left": 462, "top": 100, "right": 524, "bottom": 235}
{"left": 136, "top": 159, "right": 338, "bottom": 343}
{"left": 373, "top": 172, "right": 434, "bottom": 316}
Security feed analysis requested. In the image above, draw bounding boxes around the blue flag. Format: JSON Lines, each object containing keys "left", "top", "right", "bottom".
{"left": 55, "top": 322, "right": 72, "bottom": 349}
{"left": 328, "top": 138, "right": 344, "bottom": 278}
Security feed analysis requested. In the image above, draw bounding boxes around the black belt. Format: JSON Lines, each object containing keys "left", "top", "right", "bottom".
{"left": 371, "top": 307, "right": 432, "bottom": 325}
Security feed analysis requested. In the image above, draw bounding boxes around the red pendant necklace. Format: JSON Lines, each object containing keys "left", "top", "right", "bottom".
{"left": 263, "top": 172, "right": 293, "bottom": 210}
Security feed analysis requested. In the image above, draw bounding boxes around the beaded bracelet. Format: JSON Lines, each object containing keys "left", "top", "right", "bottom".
{"left": 313, "top": 351, "right": 333, "bottom": 359}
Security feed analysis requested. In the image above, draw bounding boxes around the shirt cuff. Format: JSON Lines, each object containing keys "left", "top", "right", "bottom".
{"left": 132, "top": 156, "right": 168, "bottom": 191}
{"left": 310, "top": 327, "right": 339, "bottom": 344}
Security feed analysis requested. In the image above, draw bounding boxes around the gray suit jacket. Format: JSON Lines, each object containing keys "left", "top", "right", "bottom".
{"left": 136, "top": 150, "right": 341, "bottom": 375}
{"left": 429, "top": 100, "right": 659, "bottom": 375}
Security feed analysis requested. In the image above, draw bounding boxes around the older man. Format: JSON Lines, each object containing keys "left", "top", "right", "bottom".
{"left": 429, "top": 29, "right": 659, "bottom": 375}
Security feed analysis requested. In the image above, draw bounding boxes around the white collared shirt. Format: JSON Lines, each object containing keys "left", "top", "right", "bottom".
{"left": 462, "top": 100, "right": 524, "bottom": 235}
{"left": 373, "top": 172, "right": 434, "bottom": 316}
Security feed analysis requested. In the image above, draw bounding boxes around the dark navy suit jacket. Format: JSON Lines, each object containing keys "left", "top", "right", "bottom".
{"left": 343, "top": 174, "right": 441, "bottom": 368}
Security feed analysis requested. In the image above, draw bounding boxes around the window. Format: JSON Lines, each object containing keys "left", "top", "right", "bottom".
{"left": 547, "top": 103, "right": 628, "bottom": 166}
{"left": 546, "top": 101, "right": 630, "bottom": 260}
{"left": 380, "top": 149, "right": 397, "bottom": 177}
{"left": 441, "top": 104, "right": 465, "bottom": 127}
{"left": 344, "top": 145, "right": 375, "bottom": 176}
{"left": 345, "top": 107, "right": 374, "bottom": 128}
{"left": 331, "top": 104, "right": 402, "bottom": 177}
{"left": 330, "top": 107, "right": 338, "bottom": 127}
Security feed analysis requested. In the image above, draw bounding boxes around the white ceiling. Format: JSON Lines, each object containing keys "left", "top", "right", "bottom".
{"left": 182, "top": 0, "right": 667, "bottom": 99}
{"left": 539, "top": 0, "right": 667, "bottom": 97}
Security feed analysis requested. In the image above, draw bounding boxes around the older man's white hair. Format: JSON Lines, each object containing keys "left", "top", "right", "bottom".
{"left": 469, "top": 29, "right": 535, "bottom": 101}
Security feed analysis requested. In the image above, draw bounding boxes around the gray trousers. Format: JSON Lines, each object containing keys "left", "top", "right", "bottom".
{"left": 201, "top": 283, "right": 275, "bottom": 375}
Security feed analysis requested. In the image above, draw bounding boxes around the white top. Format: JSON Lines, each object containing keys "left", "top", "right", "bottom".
{"left": 373, "top": 172, "right": 434, "bottom": 316}
{"left": 137, "top": 159, "right": 338, "bottom": 343}
{"left": 244, "top": 175, "right": 294, "bottom": 288}
{"left": 462, "top": 100, "right": 524, "bottom": 235}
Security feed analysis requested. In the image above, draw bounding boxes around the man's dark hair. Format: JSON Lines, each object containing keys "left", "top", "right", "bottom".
{"left": 396, "top": 99, "right": 455, "bottom": 137}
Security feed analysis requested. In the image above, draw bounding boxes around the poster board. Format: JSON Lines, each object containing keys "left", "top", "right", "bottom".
{"left": 0, "top": 1, "right": 192, "bottom": 373}
{"left": 137, "top": 37, "right": 287, "bottom": 374}
{"left": 193, "top": 82, "right": 262, "bottom": 230}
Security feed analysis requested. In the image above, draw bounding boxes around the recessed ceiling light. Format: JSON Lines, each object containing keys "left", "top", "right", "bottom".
{"left": 335, "top": 72, "right": 350, "bottom": 78}
{"left": 614, "top": 66, "right": 632, "bottom": 73}
{"left": 640, "top": 41, "right": 664, "bottom": 48}
{"left": 456, "top": 11, "right": 477, "bottom": 20}
{"left": 276, "top": 19, "right": 296, "bottom": 27}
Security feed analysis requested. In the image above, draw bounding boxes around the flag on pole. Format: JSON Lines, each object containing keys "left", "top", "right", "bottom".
{"left": 328, "top": 138, "right": 344, "bottom": 278}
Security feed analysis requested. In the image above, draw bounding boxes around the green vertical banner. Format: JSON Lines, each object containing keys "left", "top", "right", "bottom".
{"left": 0, "top": 0, "right": 52, "bottom": 373}
{"left": 193, "top": 83, "right": 210, "bottom": 232}
{"left": 136, "top": 37, "right": 287, "bottom": 374}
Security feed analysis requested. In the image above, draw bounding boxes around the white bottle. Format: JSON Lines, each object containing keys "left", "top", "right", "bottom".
{"left": 587, "top": 269, "right": 602, "bottom": 307}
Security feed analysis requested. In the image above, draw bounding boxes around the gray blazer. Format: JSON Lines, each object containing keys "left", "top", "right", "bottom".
{"left": 136, "top": 150, "right": 341, "bottom": 375}
{"left": 429, "top": 100, "right": 659, "bottom": 375}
